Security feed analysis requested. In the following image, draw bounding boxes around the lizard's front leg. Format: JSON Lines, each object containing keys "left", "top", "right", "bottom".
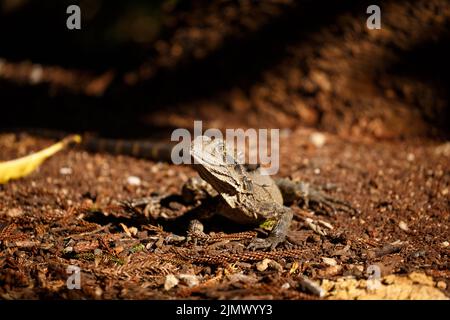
{"left": 276, "top": 178, "right": 355, "bottom": 214}
{"left": 247, "top": 203, "right": 293, "bottom": 250}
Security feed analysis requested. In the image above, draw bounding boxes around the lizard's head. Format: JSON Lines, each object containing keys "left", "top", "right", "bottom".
{"left": 190, "top": 135, "right": 251, "bottom": 195}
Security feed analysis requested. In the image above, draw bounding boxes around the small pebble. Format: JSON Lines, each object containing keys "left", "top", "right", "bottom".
{"left": 441, "top": 241, "right": 449, "bottom": 248}
{"left": 59, "top": 167, "right": 73, "bottom": 175}
{"left": 127, "top": 176, "right": 141, "bottom": 186}
{"left": 310, "top": 132, "right": 326, "bottom": 148}
{"left": 317, "top": 265, "right": 343, "bottom": 277}
{"left": 178, "top": 274, "right": 200, "bottom": 288}
{"left": 406, "top": 153, "right": 415, "bottom": 162}
{"left": 164, "top": 274, "right": 179, "bottom": 291}
{"left": 281, "top": 282, "right": 290, "bottom": 290}
{"left": 436, "top": 281, "right": 447, "bottom": 290}
{"left": 322, "top": 257, "right": 337, "bottom": 266}
{"left": 256, "top": 259, "right": 271, "bottom": 272}
{"left": 255, "top": 259, "right": 283, "bottom": 272}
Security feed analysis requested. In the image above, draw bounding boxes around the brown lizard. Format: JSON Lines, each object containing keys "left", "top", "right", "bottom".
{"left": 176, "top": 135, "right": 354, "bottom": 250}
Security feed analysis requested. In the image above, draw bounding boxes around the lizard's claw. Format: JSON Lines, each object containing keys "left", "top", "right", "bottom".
{"left": 120, "top": 196, "right": 161, "bottom": 209}
{"left": 119, "top": 196, "right": 163, "bottom": 219}
{"left": 276, "top": 179, "right": 356, "bottom": 215}
{"left": 306, "top": 189, "right": 356, "bottom": 215}
{"left": 247, "top": 236, "right": 283, "bottom": 251}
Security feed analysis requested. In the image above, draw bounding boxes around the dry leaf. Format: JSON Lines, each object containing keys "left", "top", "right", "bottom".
{"left": 0, "top": 135, "right": 81, "bottom": 184}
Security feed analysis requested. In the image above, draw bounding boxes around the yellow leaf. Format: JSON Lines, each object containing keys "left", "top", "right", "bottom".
{"left": 0, "top": 135, "right": 81, "bottom": 184}
{"left": 289, "top": 261, "right": 299, "bottom": 274}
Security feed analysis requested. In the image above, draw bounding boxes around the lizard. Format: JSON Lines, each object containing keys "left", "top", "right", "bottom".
{"left": 153, "top": 135, "right": 354, "bottom": 250}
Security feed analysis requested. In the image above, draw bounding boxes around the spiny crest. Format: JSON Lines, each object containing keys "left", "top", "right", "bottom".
{"left": 191, "top": 135, "right": 236, "bottom": 166}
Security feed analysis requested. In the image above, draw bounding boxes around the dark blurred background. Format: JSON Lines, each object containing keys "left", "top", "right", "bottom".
{"left": 0, "top": 0, "right": 449, "bottom": 139}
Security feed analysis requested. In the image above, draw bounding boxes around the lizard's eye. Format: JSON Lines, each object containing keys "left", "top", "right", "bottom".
{"left": 242, "top": 176, "right": 253, "bottom": 192}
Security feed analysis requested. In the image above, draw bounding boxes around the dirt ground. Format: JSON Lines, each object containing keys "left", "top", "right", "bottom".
{"left": 0, "top": 129, "right": 448, "bottom": 299}
{"left": 0, "top": 0, "right": 449, "bottom": 299}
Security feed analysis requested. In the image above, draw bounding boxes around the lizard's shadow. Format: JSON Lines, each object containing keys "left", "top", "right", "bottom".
{"left": 157, "top": 195, "right": 254, "bottom": 235}
{"left": 82, "top": 194, "right": 251, "bottom": 236}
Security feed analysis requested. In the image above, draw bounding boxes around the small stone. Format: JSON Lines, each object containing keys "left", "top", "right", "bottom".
{"left": 126, "top": 176, "right": 141, "bottom": 186}
{"left": 441, "top": 188, "right": 448, "bottom": 196}
{"left": 441, "top": 241, "right": 449, "bottom": 248}
{"left": 399, "top": 221, "right": 409, "bottom": 232}
{"left": 406, "top": 153, "right": 415, "bottom": 162}
{"left": 322, "top": 257, "right": 337, "bottom": 266}
{"left": 281, "top": 282, "right": 290, "bottom": 290}
{"left": 436, "top": 281, "right": 447, "bottom": 290}
{"left": 256, "top": 258, "right": 271, "bottom": 272}
{"left": 314, "top": 168, "right": 321, "bottom": 175}
{"left": 319, "top": 265, "right": 343, "bottom": 278}
{"left": 59, "top": 167, "right": 72, "bottom": 175}
{"left": 178, "top": 274, "right": 200, "bottom": 288}
{"left": 268, "top": 260, "right": 283, "bottom": 272}
{"left": 164, "top": 274, "right": 179, "bottom": 291}
{"left": 150, "top": 166, "right": 159, "bottom": 174}
{"left": 310, "top": 132, "right": 326, "bottom": 148}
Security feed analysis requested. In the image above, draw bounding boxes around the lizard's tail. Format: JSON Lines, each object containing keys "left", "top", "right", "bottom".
{"left": 81, "top": 135, "right": 174, "bottom": 162}
{"left": 4, "top": 128, "right": 175, "bottom": 162}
